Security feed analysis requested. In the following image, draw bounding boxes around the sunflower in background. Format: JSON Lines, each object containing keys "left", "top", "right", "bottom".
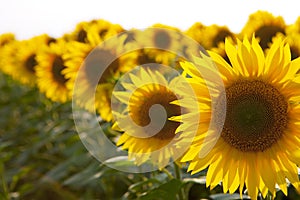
{"left": 0, "top": 33, "right": 15, "bottom": 73}
{"left": 284, "top": 17, "right": 300, "bottom": 60}
{"left": 176, "top": 36, "right": 300, "bottom": 199}
{"left": 112, "top": 67, "right": 194, "bottom": 168}
{"left": 35, "top": 39, "right": 70, "bottom": 103}
{"left": 186, "top": 24, "right": 236, "bottom": 63}
{"left": 64, "top": 19, "right": 124, "bottom": 44}
{"left": 136, "top": 24, "right": 185, "bottom": 67}
{"left": 64, "top": 21, "right": 135, "bottom": 121}
{"left": 0, "top": 33, "right": 15, "bottom": 47}
{"left": 3, "top": 34, "right": 55, "bottom": 86}
{"left": 241, "top": 10, "right": 286, "bottom": 50}
{"left": 184, "top": 22, "right": 206, "bottom": 44}
{"left": 286, "top": 16, "right": 300, "bottom": 35}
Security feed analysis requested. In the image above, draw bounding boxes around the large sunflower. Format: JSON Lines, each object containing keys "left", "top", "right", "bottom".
{"left": 177, "top": 36, "right": 300, "bottom": 199}
{"left": 36, "top": 39, "right": 70, "bottom": 103}
{"left": 113, "top": 67, "right": 192, "bottom": 168}
{"left": 241, "top": 11, "right": 286, "bottom": 50}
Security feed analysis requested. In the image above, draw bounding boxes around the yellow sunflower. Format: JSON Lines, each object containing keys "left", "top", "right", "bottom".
{"left": 0, "top": 33, "right": 15, "bottom": 47}
{"left": 0, "top": 33, "right": 15, "bottom": 72}
{"left": 198, "top": 24, "right": 235, "bottom": 50}
{"left": 35, "top": 39, "right": 70, "bottom": 103}
{"left": 65, "top": 32, "right": 137, "bottom": 121}
{"left": 241, "top": 10, "right": 286, "bottom": 50}
{"left": 184, "top": 22, "right": 206, "bottom": 44}
{"left": 135, "top": 24, "right": 184, "bottom": 65}
{"left": 177, "top": 36, "right": 300, "bottom": 199}
{"left": 64, "top": 19, "right": 124, "bottom": 43}
{"left": 112, "top": 67, "right": 194, "bottom": 168}
{"left": 3, "top": 34, "right": 53, "bottom": 86}
{"left": 286, "top": 16, "right": 300, "bottom": 35}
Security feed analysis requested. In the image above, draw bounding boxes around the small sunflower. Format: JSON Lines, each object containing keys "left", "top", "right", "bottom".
{"left": 112, "top": 67, "right": 192, "bottom": 168}
{"left": 64, "top": 19, "right": 124, "bottom": 43}
{"left": 36, "top": 39, "right": 70, "bottom": 103}
{"left": 0, "top": 33, "right": 15, "bottom": 47}
{"left": 197, "top": 24, "right": 235, "bottom": 50}
{"left": 65, "top": 33, "right": 137, "bottom": 121}
{"left": 136, "top": 24, "right": 184, "bottom": 65}
{"left": 287, "top": 34, "right": 300, "bottom": 60}
{"left": 241, "top": 10, "right": 286, "bottom": 50}
{"left": 286, "top": 16, "right": 300, "bottom": 35}
{"left": 184, "top": 22, "right": 206, "bottom": 44}
{"left": 177, "top": 36, "right": 300, "bottom": 199}
{"left": 3, "top": 34, "right": 54, "bottom": 86}
{"left": 0, "top": 33, "right": 15, "bottom": 72}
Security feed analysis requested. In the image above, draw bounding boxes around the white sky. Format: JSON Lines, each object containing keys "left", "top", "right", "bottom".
{"left": 0, "top": 0, "right": 299, "bottom": 40}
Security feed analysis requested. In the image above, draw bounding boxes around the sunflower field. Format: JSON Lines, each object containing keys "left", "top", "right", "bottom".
{"left": 1, "top": 10, "right": 300, "bottom": 200}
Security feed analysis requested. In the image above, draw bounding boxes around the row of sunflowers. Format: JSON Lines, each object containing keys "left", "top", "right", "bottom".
{"left": 1, "top": 10, "right": 300, "bottom": 199}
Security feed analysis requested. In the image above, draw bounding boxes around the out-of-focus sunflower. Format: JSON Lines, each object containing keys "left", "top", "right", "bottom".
{"left": 287, "top": 34, "right": 300, "bottom": 60}
{"left": 3, "top": 34, "right": 54, "bottom": 86}
{"left": 184, "top": 22, "right": 206, "bottom": 44}
{"left": 197, "top": 24, "right": 235, "bottom": 50}
{"left": 36, "top": 39, "right": 70, "bottom": 103}
{"left": 286, "top": 16, "right": 300, "bottom": 35}
{"left": 0, "top": 33, "right": 15, "bottom": 72}
{"left": 65, "top": 30, "right": 137, "bottom": 121}
{"left": 64, "top": 19, "right": 124, "bottom": 43}
{"left": 241, "top": 10, "right": 286, "bottom": 50}
{"left": 113, "top": 67, "right": 190, "bottom": 168}
{"left": 177, "top": 36, "right": 300, "bottom": 199}
{"left": 136, "top": 24, "right": 184, "bottom": 66}
{"left": 0, "top": 33, "right": 15, "bottom": 47}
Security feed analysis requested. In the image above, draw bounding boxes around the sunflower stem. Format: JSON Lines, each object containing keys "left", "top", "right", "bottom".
{"left": 265, "top": 192, "right": 273, "bottom": 200}
{"left": 174, "top": 162, "right": 186, "bottom": 200}
{"left": 161, "top": 168, "right": 174, "bottom": 179}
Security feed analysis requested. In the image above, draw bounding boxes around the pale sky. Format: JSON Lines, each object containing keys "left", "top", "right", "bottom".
{"left": 0, "top": 0, "right": 299, "bottom": 40}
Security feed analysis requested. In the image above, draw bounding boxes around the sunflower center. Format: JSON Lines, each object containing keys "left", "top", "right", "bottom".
{"left": 217, "top": 80, "right": 288, "bottom": 152}
{"left": 290, "top": 45, "right": 300, "bottom": 60}
{"left": 255, "top": 25, "right": 285, "bottom": 50}
{"left": 129, "top": 84, "right": 181, "bottom": 140}
{"left": 213, "top": 29, "right": 233, "bottom": 47}
{"left": 77, "top": 29, "right": 88, "bottom": 43}
{"left": 52, "top": 56, "right": 68, "bottom": 85}
{"left": 99, "top": 29, "right": 108, "bottom": 39}
{"left": 153, "top": 30, "right": 171, "bottom": 49}
{"left": 25, "top": 54, "right": 37, "bottom": 73}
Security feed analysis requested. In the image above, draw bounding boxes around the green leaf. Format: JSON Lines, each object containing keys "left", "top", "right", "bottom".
{"left": 139, "top": 179, "right": 182, "bottom": 200}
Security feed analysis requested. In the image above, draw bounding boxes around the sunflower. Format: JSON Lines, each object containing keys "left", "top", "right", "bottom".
{"left": 112, "top": 67, "right": 194, "bottom": 168}
{"left": 0, "top": 33, "right": 15, "bottom": 72}
{"left": 286, "top": 16, "right": 300, "bottom": 35}
{"left": 35, "top": 39, "right": 70, "bottom": 103}
{"left": 241, "top": 11, "right": 286, "bottom": 50}
{"left": 177, "top": 36, "right": 300, "bottom": 199}
{"left": 64, "top": 19, "right": 124, "bottom": 43}
{"left": 65, "top": 31, "right": 138, "bottom": 121}
{"left": 135, "top": 24, "right": 184, "bottom": 65}
{"left": 3, "top": 34, "right": 54, "bottom": 86}
{"left": 184, "top": 22, "right": 206, "bottom": 44}
{"left": 0, "top": 33, "right": 15, "bottom": 47}
{"left": 197, "top": 24, "right": 235, "bottom": 50}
